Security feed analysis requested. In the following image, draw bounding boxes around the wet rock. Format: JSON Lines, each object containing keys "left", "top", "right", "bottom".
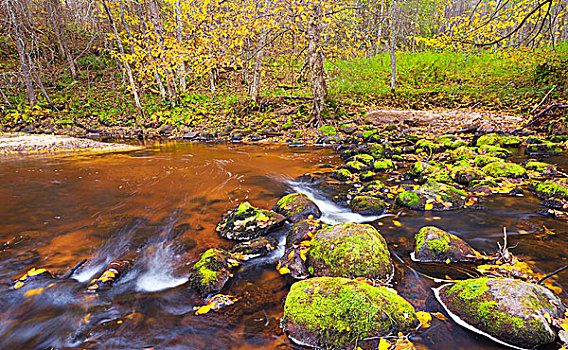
{"left": 86, "top": 260, "right": 132, "bottom": 295}
{"left": 350, "top": 195, "right": 388, "bottom": 215}
{"left": 410, "top": 161, "right": 436, "bottom": 177}
{"left": 359, "top": 180, "right": 386, "bottom": 194}
{"left": 282, "top": 277, "right": 419, "bottom": 349}
{"left": 395, "top": 182, "right": 467, "bottom": 211}
{"left": 278, "top": 246, "right": 310, "bottom": 279}
{"left": 307, "top": 223, "right": 393, "bottom": 282}
{"left": 12, "top": 267, "right": 55, "bottom": 289}
{"left": 479, "top": 145, "right": 512, "bottom": 158}
{"left": 342, "top": 160, "right": 370, "bottom": 173}
{"left": 531, "top": 180, "right": 568, "bottom": 200}
{"left": 330, "top": 168, "right": 355, "bottom": 181}
{"left": 473, "top": 155, "right": 502, "bottom": 167}
{"left": 451, "top": 165, "right": 486, "bottom": 186}
{"left": 339, "top": 125, "right": 357, "bottom": 134}
{"left": 216, "top": 202, "right": 286, "bottom": 241}
{"left": 188, "top": 248, "right": 238, "bottom": 295}
{"left": 350, "top": 153, "right": 375, "bottom": 166}
{"left": 359, "top": 170, "right": 376, "bottom": 182}
{"left": 438, "top": 135, "right": 467, "bottom": 149}
{"left": 435, "top": 278, "right": 566, "bottom": 349}
{"left": 412, "top": 226, "right": 483, "bottom": 262}
{"left": 476, "top": 134, "right": 522, "bottom": 148}
{"left": 523, "top": 160, "right": 556, "bottom": 174}
{"left": 286, "top": 218, "right": 326, "bottom": 247}
{"left": 525, "top": 142, "right": 566, "bottom": 155}
{"left": 421, "top": 168, "right": 453, "bottom": 184}
{"left": 182, "top": 131, "right": 198, "bottom": 140}
{"left": 415, "top": 139, "right": 445, "bottom": 153}
{"left": 482, "top": 161, "right": 527, "bottom": 179}
{"left": 158, "top": 124, "right": 174, "bottom": 134}
{"left": 373, "top": 158, "right": 396, "bottom": 171}
{"left": 450, "top": 146, "right": 477, "bottom": 160}
{"left": 230, "top": 237, "right": 277, "bottom": 261}
{"left": 273, "top": 193, "right": 321, "bottom": 223}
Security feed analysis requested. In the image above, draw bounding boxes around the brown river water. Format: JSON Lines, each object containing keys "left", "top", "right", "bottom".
{"left": 0, "top": 142, "right": 566, "bottom": 350}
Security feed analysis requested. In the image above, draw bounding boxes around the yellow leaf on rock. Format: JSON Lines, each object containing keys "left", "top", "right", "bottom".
{"left": 425, "top": 203, "right": 434, "bottom": 210}
{"left": 378, "top": 338, "right": 390, "bottom": 350}
{"left": 416, "top": 311, "right": 432, "bottom": 328}
{"left": 393, "top": 220, "right": 402, "bottom": 227}
{"left": 194, "top": 304, "right": 212, "bottom": 315}
{"left": 431, "top": 312, "right": 448, "bottom": 321}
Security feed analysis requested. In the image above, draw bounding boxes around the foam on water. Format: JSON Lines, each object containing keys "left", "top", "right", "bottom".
{"left": 135, "top": 243, "right": 187, "bottom": 292}
{"left": 290, "top": 182, "right": 391, "bottom": 224}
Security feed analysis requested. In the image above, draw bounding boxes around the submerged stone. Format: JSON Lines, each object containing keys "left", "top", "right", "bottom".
{"left": 282, "top": 277, "right": 419, "bottom": 350}
{"left": 395, "top": 182, "right": 467, "bottom": 211}
{"left": 349, "top": 195, "right": 388, "bottom": 215}
{"left": 307, "top": 223, "right": 393, "bottom": 282}
{"left": 216, "top": 202, "right": 286, "bottom": 241}
{"left": 435, "top": 278, "right": 566, "bottom": 349}
{"left": 273, "top": 193, "right": 321, "bottom": 223}
{"left": 525, "top": 142, "right": 566, "bottom": 155}
{"left": 482, "top": 161, "right": 527, "bottom": 179}
{"left": 188, "top": 248, "right": 238, "bottom": 295}
{"left": 413, "top": 226, "right": 483, "bottom": 262}
{"left": 229, "top": 236, "right": 277, "bottom": 261}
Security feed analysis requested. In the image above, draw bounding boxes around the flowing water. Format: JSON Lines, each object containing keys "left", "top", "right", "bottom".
{"left": 0, "top": 142, "right": 566, "bottom": 350}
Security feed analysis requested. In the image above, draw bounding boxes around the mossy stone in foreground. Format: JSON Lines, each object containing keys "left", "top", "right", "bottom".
{"left": 307, "top": 223, "right": 393, "bottom": 282}
{"left": 216, "top": 202, "right": 286, "bottom": 240}
{"left": 413, "top": 226, "right": 483, "bottom": 262}
{"left": 285, "top": 218, "right": 326, "bottom": 248}
{"left": 273, "top": 193, "right": 321, "bottom": 223}
{"left": 349, "top": 195, "right": 388, "bottom": 215}
{"left": 282, "top": 277, "right": 419, "bottom": 349}
{"left": 188, "top": 248, "right": 234, "bottom": 295}
{"left": 481, "top": 161, "right": 527, "bottom": 179}
{"left": 435, "top": 278, "right": 566, "bottom": 349}
{"left": 395, "top": 182, "right": 467, "bottom": 211}
{"left": 229, "top": 236, "right": 277, "bottom": 261}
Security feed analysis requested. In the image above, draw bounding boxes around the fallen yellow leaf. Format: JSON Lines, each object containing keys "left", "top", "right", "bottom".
{"left": 416, "top": 311, "right": 432, "bottom": 328}
{"left": 378, "top": 337, "right": 390, "bottom": 350}
{"left": 424, "top": 203, "right": 434, "bottom": 210}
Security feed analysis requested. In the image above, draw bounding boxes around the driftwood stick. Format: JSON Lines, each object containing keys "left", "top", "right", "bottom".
{"left": 529, "top": 85, "right": 557, "bottom": 114}
{"left": 538, "top": 264, "right": 568, "bottom": 285}
{"left": 64, "top": 258, "right": 88, "bottom": 279}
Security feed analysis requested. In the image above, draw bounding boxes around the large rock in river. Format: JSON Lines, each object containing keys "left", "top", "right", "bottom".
{"left": 349, "top": 195, "right": 388, "bottom": 215}
{"left": 285, "top": 218, "right": 326, "bottom": 248}
{"left": 282, "top": 277, "right": 419, "bottom": 349}
{"left": 216, "top": 202, "right": 286, "bottom": 240}
{"left": 273, "top": 193, "right": 321, "bottom": 223}
{"left": 188, "top": 248, "right": 239, "bottom": 295}
{"left": 412, "top": 226, "right": 484, "bottom": 262}
{"left": 307, "top": 223, "right": 393, "bottom": 282}
{"left": 434, "top": 277, "right": 566, "bottom": 349}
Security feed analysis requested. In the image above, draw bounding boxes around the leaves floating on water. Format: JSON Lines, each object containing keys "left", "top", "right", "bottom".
{"left": 193, "top": 294, "right": 239, "bottom": 315}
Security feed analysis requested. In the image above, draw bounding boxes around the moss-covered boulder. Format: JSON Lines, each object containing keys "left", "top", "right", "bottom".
{"left": 188, "top": 248, "right": 238, "bottom": 295}
{"left": 434, "top": 278, "right": 566, "bottom": 349}
{"left": 525, "top": 142, "right": 566, "bottom": 155}
{"left": 343, "top": 160, "right": 370, "bottom": 173}
{"left": 450, "top": 146, "right": 478, "bottom": 161}
{"left": 350, "top": 195, "right": 388, "bottom": 215}
{"left": 421, "top": 168, "right": 453, "bottom": 184}
{"left": 473, "top": 155, "right": 502, "bottom": 167}
{"left": 307, "top": 223, "right": 393, "bottom": 282}
{"left": 531, "top": 180, "right": 568, "bottom": 200}
{"left": 482, "top": 161, "right": 527, "bottom": 179}
{"left": 412, "top": 226, "right": 483, "bottom": 262}
{"left": 273, "top": 193, "right": 321, "bottom": 223}
{"left": 416, "top": 139, "right": 445, "bottom": 153}
{"left": 410, "top": 161, "right": 435, "bottom": 177}
{"left": 479, "top": 145, "right": 512, "bottom": 158}
{"left": 216, "top": 202, "right": 286, "bottom": 241}
{"left": 350, "top": 153, "right": 375, "bottom": 166}
{"left": 477, "top": 134, "right": 522, "bottom": 148}
{"left": 359, "top": 180, "right": 386, "bottom": 194}
{"left": 373, "top": 158, "right": 396, "bottom": 171}
{"left": 286, "top": 218, "right": 326, "bottom": 248}
{"left": 438, "top": 135, "right": 467, "bottom": 149}
{"left": 282, "top": 277, "right": 419, "bottom": 349}
{"left": 524, "top": 160, "right": 556, "bottom": 174}
{"left": 331, "top": 168, "right": 355, "bottom": 181}
{"left": 451, "top": 165, "right": 486, "bottom": 186}
{"left": 395, "top": 182, "right": 467, "bottom": 211}
{"left": 359, "top": 170, "right": 376, "bottom": 182}
{"left": 229, "top": 237, "right": 277, "bottom": 261}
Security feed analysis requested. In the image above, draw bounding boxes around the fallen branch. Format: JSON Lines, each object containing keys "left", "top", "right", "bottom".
{"left": 274, "top": 95, "right": 313, "bottom": 101}
{"left": 517, "top": 103, "right": 568, "bottom": 131}
{"left": 538, "top": 264, "right": 568, "bottom": 285}
{"left": 529, "top": 85, "right": 557, "bottom": 114}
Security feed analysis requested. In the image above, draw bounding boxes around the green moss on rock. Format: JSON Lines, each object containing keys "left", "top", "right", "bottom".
{"left": 395, "top": 182, "right": 467, "bottom": 211}
{"left": 414, "top": 226, "right": 483, "bottom": 262}
{"left": 525, "top": 142, "right": 565, "bottom": 155}
{"left": 436, "top": 278, "right": 566, "bottom": 349}
{"left": 479, "top": 145, "right": 512, "bottom": 158}
{"left": 188, "top": 248, "right": 234, "bottom": 295}
{"left": 524, "top": 160, "right": 556, "bottom": 174}
{"left": 482, "top": 161, "right": 527, "bottom": 179}
{"left": 307, "top": 223, "right": 393, "bottom": 282}
{"left": 373, "top": 158, "right": 395, "bottom": 171}
{"left": 350, "top": 195, "right": 388, "bottom": 215}
{"left": 451, "top": 165, "right": 486, "bottom": 186}
{"left": 282, "top": 277, "right": 419, "bottom": 349}
{"left": 450, "top": 146, "right": 478, "bottom": 160}
{"left": 273, "top": 193, "right": 321, "bottom": 223}
{"left": 216, "top": 202, "right": 286, "bottom": 240}
{"left": 532, "top": 180, "right": 568, "bottom": 200}
{"left": 331, "top": 168, "right": 354, "bottom": 181}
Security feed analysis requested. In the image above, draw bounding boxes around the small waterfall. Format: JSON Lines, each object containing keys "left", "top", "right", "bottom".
{"left": 135, "top": 243, "right": 187, "bottom": 292}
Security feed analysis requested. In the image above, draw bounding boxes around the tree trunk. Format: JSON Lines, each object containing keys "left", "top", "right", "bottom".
{"left": 250, "top": 0, "right": 271, "bottom": 103}
{"left": 175, "top": 0, "right": 187, "bottom": 92}
{"left": 138, "top": 6, "right": 166, "bottom": 99}
{"left": 50, "top": 0, "right": 77, "bottom": 78}
{"left": 148, "top": 0, "right": 176, "bottom": 104}
{"left": 307, "top": 11, "right": 328, "bottom": 123}
{"left": 7, "top": 0, "right": 37, "bottom": 106}
{"left": 102, "top": 0, "right": 144, "bottom": 124}
{"left": 390, "top": 0, "right": 397, "bottom": 92}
